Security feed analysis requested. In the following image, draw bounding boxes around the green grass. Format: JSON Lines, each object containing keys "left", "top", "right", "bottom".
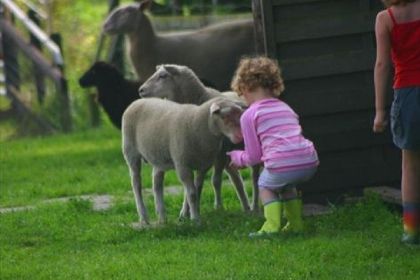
{"left": 1, "top": 127, "right": 420, "bottom": 279}
{"left": 0, "top": 125, "right": 181, "bottom": 207}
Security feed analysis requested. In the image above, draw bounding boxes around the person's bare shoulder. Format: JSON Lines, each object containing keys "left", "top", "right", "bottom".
{"left": 376, "top": 10, "right": 392, "bottom": 32}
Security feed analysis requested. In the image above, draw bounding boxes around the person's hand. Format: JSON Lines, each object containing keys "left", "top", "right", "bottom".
{"left": 373, "top": 110, "right": 388, "bottom": 133}
{"left": 228, "top": 161, "right": 241, "bottom": 170}
{"left": 226, "top": 151, "right": 244, "bottom": 170}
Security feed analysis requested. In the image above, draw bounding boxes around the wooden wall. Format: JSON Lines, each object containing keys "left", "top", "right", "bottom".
{"left": 252, "top": 0, "right": 401, "bottom": 201}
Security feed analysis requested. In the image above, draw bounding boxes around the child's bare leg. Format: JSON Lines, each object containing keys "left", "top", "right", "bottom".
{"left": 402, "top": 150, "right": 420, "bottom": 202}
{"left": 259, "top": 188, "right": 279, "bottom": 204}
{"left": 401, "top": 149, "right": 420, "bottom": 244}
{"left": 279, "top": 187, "right": 298, "bottom": 201}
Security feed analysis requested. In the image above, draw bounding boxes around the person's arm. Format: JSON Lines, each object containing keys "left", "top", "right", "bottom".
{"left": 228, "top": 110, "right": 263, "bottom": 168}
{"left": 373, "top": 11, "right": 392, "bottom": 133}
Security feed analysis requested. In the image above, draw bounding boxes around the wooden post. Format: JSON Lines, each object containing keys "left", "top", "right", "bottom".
{"left": 88, "top": 0, "right": 122, "bottom": 128}
{"left": 28, "top": 8, "right": 46, "bottom": 104}
{"left": 107, "top": 34, "right": 125, "bottom": 73}
{"left": 252, "top": 0, "right": 265, "bottom": 54}
{"left": 107, "top": 0, "right": 124, "bottom": 72}
{"left": 51, "top": 33, "right": 72, "bottom": 132}
{"left": 0, "top": 10, "right": 20, "bottom": 113}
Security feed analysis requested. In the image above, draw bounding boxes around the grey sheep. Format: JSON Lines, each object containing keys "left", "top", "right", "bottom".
{"left": 122, "top": 97, "right": 244, "bottom": 224}
{"left": 102, "top": 0, "right": 255, "bottom": 90}
{"left": 139, "top": 64, "right": 260, "bottom": 212}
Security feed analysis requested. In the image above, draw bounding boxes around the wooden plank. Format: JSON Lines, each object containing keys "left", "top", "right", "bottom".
{"left": 301, "top": 112, "right": 375, "bottom": 133}
{"left": 274, "top": 13, "right": 376, "bottom": 43}
{"left": 251, "top": 0, "right": 265, "bottom": 54}
{"left": 364, "top": 186, "right": 402, "bottom": 205}
{"left": 307, "top": 129, "right": 392, "bottom": 153}
{"left": 272, "top": 0, "right": 362, "bottom": 20}
{"left": 285, "top": 71, "right": 372, "bottom": 92}
{"left": 0, "top": 19, "right": 62, "bottom": 82}
{"left": 284, "top": 88, "right": 375, "bottom": 117}
{"left": 259, "top": 0, "right": 276, "bottom": 57}
{"left": 279, "top": 50, "right": 375, "bottom": 81}
{"left": 276, "top": 33, "right": 369, "bottom": 60}
{"left": 301, "top": 146, "right": 401, "bottom": 194}
{"left": 303, "top": 203, "right": 332, "bottom": 216}
{"left": 272, "top": 0, "right": 329, "bottom": 6}
{"left": 283, "top": 72, "right": 393, "bottom": 108}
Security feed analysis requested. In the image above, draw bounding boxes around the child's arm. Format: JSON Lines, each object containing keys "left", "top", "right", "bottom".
{"left": 373, "top": 10, "right": 392, "bottom": 133}
{"left": 228, "top": 110, "right": 262, "bottom": 167}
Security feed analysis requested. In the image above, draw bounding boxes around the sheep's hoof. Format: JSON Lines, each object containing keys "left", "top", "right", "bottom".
{"left": 213, "top": 204, "right": 224, "bottom": 210}
{"left": 251, "top": 205, "right": 261, "bottom": 214}
{"left": 157, "top": 218, "right": 167, "bottom": 225}
{"left": 130, "top": 221, "right": 150, "bottom": 230}
{"left": 191, "top": 218, "right": 201, "bottom": 227}
{"left": 179, "top": 209, "right": 190, "bottom": 219}
{"left": 178, "top": 216, "right": 189, "bottom": 223}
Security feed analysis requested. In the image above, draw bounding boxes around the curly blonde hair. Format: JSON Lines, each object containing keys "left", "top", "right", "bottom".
{"left": 382, "top": 0, "right": 416, "bottom": 7}
{"left": 231, "top": 56, "right": 285, "bottom": 97}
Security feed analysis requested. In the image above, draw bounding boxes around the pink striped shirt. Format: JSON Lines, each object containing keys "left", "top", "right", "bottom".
{"left": 228, "top": 98, "right": 319, "bottom": 172}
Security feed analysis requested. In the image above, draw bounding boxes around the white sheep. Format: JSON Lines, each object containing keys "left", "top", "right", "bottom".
{"left": 139, "top": 64, "right": 260, "bottom": 212}
{"left": 122, "top": 97, "right": 244, "bottom": 224}
{"left": 102, "top": 0, "right": 255, "bottom": 90}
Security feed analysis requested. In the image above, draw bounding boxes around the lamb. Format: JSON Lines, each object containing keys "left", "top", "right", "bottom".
{"left": 122, "top": 97, "right": 244, "bottom": 224}
{"left": 79, "top": 61, "right": 142, "bottom": 129}
{"left": 139, "top": 64, "right": 260, "bottom": 212}
{"left": 102, "top": 0, "right": 255, "bottom": 90}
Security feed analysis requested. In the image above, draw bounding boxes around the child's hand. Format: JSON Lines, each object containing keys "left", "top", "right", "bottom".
{"left": 228, "top": 161, "right": 242, "bottom": 170}
{"left": 226, "top": 151, "right": 244, "bottom": 169}
{"left": 373, "top": 110, "right": 388, "bottom": 133}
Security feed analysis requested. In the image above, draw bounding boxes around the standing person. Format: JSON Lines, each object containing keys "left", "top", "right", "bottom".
{"left": 373, "top": 0, "right": 420, "bottom": 245}
{"left": 228, "top": 57, "right": 319, "bottom": 238}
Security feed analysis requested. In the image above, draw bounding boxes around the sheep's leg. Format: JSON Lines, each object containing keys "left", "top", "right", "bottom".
{"left": 251, "top": 165, "right": 261, "bottom": 212}
{"left": 179, "top": 192, "right": 190, "bottom": 220}
{"left": 195, "top": 169, "right": 208, "bottom": 214}
{"left": 212, "top": 154, "right": 225, "bottom": 209}
{"left": 127, "top": 157, "right": 149, "bottom": 225}
{"left": 152, "top": 168, "right": 166, "bottom": 224}
{"left": 176, "top": 167, "right": 200, "bottom": 222}
{"left": 225, "top": 164, "right": 251, "bottom": 212}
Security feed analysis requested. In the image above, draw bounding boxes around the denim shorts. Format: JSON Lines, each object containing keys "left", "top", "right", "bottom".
{"left": 258, "top": 167, "right": 317, "bottom": 190}
{"left": 390, "top": 87, "right": 420, "bottom": 150}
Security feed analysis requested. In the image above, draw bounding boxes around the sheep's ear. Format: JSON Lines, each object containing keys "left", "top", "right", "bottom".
{"left": 234, "top": 101, "right": 248, "bottom": 110}
{"left": 163, "top": 65, "right": 179, "bottom": 76}
{"left": 139, "top": 0, "right": 152, "bottom": 12}
{"left": 156, "top": 65, "right": 163, "bottom": 71}
{"left": 210, "top": 103, "right": 221, "bottom": 115}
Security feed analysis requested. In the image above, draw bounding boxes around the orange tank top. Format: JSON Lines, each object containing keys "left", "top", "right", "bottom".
{"left": 388, "top": 8, "right": 420, "bottom": 89}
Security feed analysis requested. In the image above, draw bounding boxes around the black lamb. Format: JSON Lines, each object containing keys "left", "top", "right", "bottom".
{"left": 79, "top": 61, "right": 142, "bottom": 129}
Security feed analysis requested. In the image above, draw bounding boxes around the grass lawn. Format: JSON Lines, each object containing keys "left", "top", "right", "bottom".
{"left": 1, "top": 126, "right": 420, "bottom": 279}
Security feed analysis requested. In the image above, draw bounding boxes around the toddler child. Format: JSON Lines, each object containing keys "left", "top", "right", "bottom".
{"left": 228, "top": 57, "right": 319, "bottom": 238}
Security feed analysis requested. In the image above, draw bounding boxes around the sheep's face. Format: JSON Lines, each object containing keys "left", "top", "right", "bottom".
{"left": 79, "top": 65, "right": 98, "bottom": 88}
{"left": 79, "top": 62, "right": 120, "bottom": 88}
{"left": 103, "top": 4, "right": 147, "bottom": 34}
{"left": 138, "top": 66, "right": 178, "bottom": 100}
{"left": 210, "top": 99, "right": 245, "bottom": 144}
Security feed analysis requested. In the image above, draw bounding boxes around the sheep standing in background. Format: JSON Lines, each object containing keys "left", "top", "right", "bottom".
{"left": 122, "top": 97, "right": 244, "bottom": 224}
{"left": 139, "top": 65, "right": 260, "bottom": 212}
{"left": 102, "top": 0, "right": 255, "bottom": 90}
{"left": 79, "top": 61, "right": 142, "bottom": 129}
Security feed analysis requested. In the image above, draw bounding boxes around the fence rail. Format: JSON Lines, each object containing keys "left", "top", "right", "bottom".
{"left": 0, "top": 0, "right": 71, "bottom": 132}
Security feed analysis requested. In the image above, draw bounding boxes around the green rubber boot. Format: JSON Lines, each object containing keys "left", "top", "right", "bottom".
{"left": 249, "top": 201, "right": 282, "bottom": 239}
{"left": 281, "top": 198, "right": 304, "bottom": 233}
